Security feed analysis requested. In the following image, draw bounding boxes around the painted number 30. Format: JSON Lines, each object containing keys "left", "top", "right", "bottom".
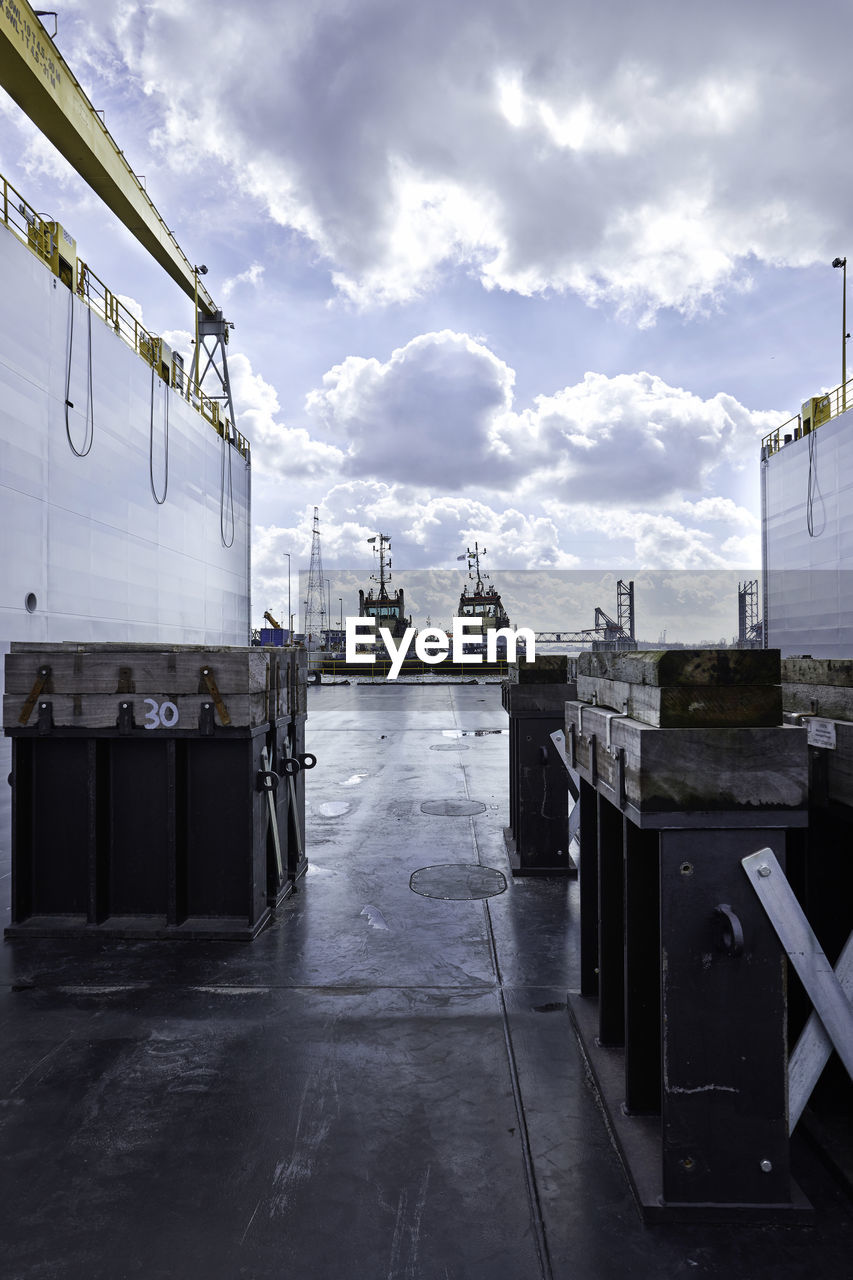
{"left": 143, "top": 698, "right": 180, "bottom": 729}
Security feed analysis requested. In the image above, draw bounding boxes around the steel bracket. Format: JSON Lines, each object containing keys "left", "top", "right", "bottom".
{"left": 199, "top": 666, "right": 231, "bottom": 726}
{"left": 19, "top": 665, "right": 51, "bottom": 726}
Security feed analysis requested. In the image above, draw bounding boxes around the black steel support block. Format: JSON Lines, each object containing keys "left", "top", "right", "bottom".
{"left": 578, "top": 778, "right": 599, "bottom": 997}
{"left": 6, "top": 728, "right": 275, "bottom": 940}
{"left": 509, "top": 714, "right": 571, "bottom": 874}
{"left": 659, "top": 828, "right": 792, "bottom": 1209}
{"left": 623, "top": 820, "right": 661, "bottom": 1115}
{"left": 597, "top": 793, "right": 625, "bottom": 1046}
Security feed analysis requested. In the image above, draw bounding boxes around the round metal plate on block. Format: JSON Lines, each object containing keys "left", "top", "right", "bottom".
{"left": 409, "top": 864, "right": 507, "bottom": 901}
{"left": 419, "top": 799, "right": 486, "bottom": 816}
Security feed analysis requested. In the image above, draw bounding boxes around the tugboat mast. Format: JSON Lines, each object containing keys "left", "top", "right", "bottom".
{"left": 466, "top": 542, "right": 488, "bottom": 593}
{"left": 367, "top": 533, "right": 393, "bottom": 600}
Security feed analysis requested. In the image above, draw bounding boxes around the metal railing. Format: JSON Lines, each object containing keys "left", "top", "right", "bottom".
{"left": 762, "top": 378, "right": 853, "bottom": 457}
{"left": 1, "top": 170, "right": 250, "bottom": 461}
{"left": 315, "top": 657, "right": 512, "bottom": 680}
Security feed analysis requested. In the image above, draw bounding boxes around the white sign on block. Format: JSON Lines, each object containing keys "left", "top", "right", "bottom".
{"left": 806, "top": 717, "right": 837, "bottom": 750}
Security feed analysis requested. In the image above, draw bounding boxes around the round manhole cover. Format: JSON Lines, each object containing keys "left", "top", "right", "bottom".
{"left": 410, "top": 864, "right": 508, "bottom": 900}
{"left": 420, "top": 799, "right": 486, "bottom": 816}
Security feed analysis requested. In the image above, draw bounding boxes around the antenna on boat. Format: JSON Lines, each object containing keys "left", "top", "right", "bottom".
{"left": 466, "top": 542, "right": 488, "bottom": 593}
{"left": 368, "top": 532, "right": 392, "bottom": 600}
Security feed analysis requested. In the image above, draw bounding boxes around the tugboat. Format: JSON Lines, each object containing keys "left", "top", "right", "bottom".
{"left": 458, "top": 543, "right": 510, "bottom": 633}
{"left": 358, "top": 533, "right": 412, "bottom": 639}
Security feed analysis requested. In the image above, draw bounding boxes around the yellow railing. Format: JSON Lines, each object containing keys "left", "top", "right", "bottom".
{"left": 1, "top": 170, "right": 250, "bottom": 461}
{"left": 762, "top": 379, "right": 853, "bottom": 457}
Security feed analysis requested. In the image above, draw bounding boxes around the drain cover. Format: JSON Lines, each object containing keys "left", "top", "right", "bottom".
{"left": 420, "top": 799, "right": 486, "bottom": 816}
{"left": 410, "top": 864, "right": 508, "bottom": 900}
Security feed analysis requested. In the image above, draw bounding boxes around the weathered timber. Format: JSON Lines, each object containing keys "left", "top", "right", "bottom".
{"left": 576, "top": 674, "right": 782, "bottom": 728}
{"left": 507, "top": 654, "right": 573, "bottom": 684}
{"left": 577, "top": 648, "right": 781, "bottom": 687}
{"left": 5, "top": 646, "right": 271, "bottom": 695}
{"left": 565, "top": 701, "right": 808, "bottom": 817}
{"left": 4, "top": 692, "right": 269, "bottom": 731}
{"left": 782, "top": 657, "right": 853, "bottom": 688}
{"left": 782, "top": 683, "right": 853, "bottom": 723}
{"left": 502, "top": 682, "right": 577, "bottom": 715}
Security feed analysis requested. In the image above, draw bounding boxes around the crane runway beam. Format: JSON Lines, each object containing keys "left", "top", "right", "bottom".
{"left": 0, "top": 1, "right": 216, "bottom": 314}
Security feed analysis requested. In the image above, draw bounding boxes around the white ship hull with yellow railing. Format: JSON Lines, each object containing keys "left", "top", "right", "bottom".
{"left": 1, "top": 172, "right": 251, "bottom": 678}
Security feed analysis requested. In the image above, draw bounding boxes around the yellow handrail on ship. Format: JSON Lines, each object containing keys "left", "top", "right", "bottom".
{"left": 0, "top": 170, "right": 250, "bottom": 461}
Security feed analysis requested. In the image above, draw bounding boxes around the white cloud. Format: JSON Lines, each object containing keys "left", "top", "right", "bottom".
{"left": 304, "top": 332, "right": 779, "bottom": 508}
{"left": 306, "top": 330, "right": 517, "bottom": 488}
{"left": 229, "top": 352, "right": 344, "bottom": 479}
{"left": 222, "top": 262, "right": 264, "bottom": 299}
{"left": 55, "top": 0, "right": 852, "bottom": 316}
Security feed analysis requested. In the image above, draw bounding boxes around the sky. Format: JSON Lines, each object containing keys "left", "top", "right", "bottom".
{"left": 1, "top": 0, "right": 850, "bottom": 639}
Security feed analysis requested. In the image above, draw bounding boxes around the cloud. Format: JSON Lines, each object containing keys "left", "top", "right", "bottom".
{"left": 59, "top": 0, "right": 853, "bottom": 316}
{"left": 229, "top": 352, "right": 344, "bottom": 479}
{"left": 304, "top": 331, "right": 778, "bottom": 505}
{"left": 306, "top": 330, "right": 517, "bottom": 488}
{"left": 512, "top": 373, "right": 779, "bottom": 503}
{"left": 222, "top": 262, "right": 265, "bottom": 299}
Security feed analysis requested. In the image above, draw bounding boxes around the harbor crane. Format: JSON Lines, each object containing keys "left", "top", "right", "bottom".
{"left": 0, "top": 1, "right": 235, "bottom": 422}
{"left": 535, "top": 579, "right": 637, "bottom": 650}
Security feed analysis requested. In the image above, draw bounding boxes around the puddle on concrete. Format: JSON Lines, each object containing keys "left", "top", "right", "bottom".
{"left": 360, "top": 904, "right": 390, "bottom": 931}
{"left": 316, "top": 801, "right": 352, "bottom": 818}
{"left": 340, "top": 772, "right": 369, "bottom": 787}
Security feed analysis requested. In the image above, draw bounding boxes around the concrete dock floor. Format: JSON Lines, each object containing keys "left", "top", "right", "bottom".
{"left": 0, "top": 683, "right": 851, "bottom": 1278}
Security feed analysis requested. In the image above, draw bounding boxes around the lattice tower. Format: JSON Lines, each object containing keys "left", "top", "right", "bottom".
{"left": 304, "top": 506, "right": 327, "bottom": 645}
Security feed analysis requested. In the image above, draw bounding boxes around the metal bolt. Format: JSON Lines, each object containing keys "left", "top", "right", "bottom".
{"left": 757, "top": 864, "right": 771, "bottom": 878}
{"left": 121, "top": 702, "right": 128, "bottom": 709}
{"left": 680, "top": 1156, "right": 696, "bottom": 1171}
{"left": 760, "top": 1159, "right": 773, "bottom": 1173}
{"left": 680, "top": 862, "right": 694, "bottom": 876}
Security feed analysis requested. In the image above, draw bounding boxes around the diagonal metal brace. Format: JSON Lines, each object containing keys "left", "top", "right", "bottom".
{"left": 199, "top": 665, "right": 231, "bottom": 726}
{"left": 742, "top": 848, "right": 853, "bottom": 1114}
{"left": 18, "top": 665, "right": 51, "bottom": 725}
{"left": 787, "top": 931, "right": 853, "bottom": 1131}
{"left": 260, "top": 746, "right": 283, "bottom": 879}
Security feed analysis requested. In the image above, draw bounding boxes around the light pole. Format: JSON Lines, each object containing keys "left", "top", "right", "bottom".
{"left": 192, "top": 264, "right": 208, "bottom": 397}
{"left": 833, "top": 256, "right": 848, "bottom": 412}
{"left": 283, "top": 552, "right": 291, "bottom": 640}
{"left": 339, "top": 597, "right": 343, "bottom": 630}
{"left": 325, "top": 579, "right": 331, "bottom": 646}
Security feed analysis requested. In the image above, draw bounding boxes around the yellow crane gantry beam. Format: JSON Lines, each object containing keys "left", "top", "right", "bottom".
{"left": 0, "top": 1, "right": 216, "bottom": 315}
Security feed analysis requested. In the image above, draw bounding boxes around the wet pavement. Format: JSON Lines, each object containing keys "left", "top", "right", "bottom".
{"left": 0, "top": 683, "right": 851, "bottom": 1278}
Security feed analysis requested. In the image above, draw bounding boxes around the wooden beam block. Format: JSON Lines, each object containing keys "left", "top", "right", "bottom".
{"left": 577, "top": 648, "right": 781, "bottom": 687}
{"left": 782, "top": 657, "right": 853, "bottom": 688}
{"left": 510, "top": 654, "right": 572, "bottom": 683}
{"left": 782, "top": 682, "right": 853, "bottom": 723}
{"left": 576, "top": 674, "right": 782, "bottom": 728}
{"left": 4, "top": 691, "right": 268, "bottom": 731}
{"left": 565, "top": 702, "right": 808, "bottom": 815}
{"left": 5, "top": 646, "right": 271, "bottom": 695}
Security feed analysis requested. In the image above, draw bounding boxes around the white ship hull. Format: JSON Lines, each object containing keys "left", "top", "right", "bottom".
{"left": 0, "top": 219, "right": 251, "bottom": 670}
